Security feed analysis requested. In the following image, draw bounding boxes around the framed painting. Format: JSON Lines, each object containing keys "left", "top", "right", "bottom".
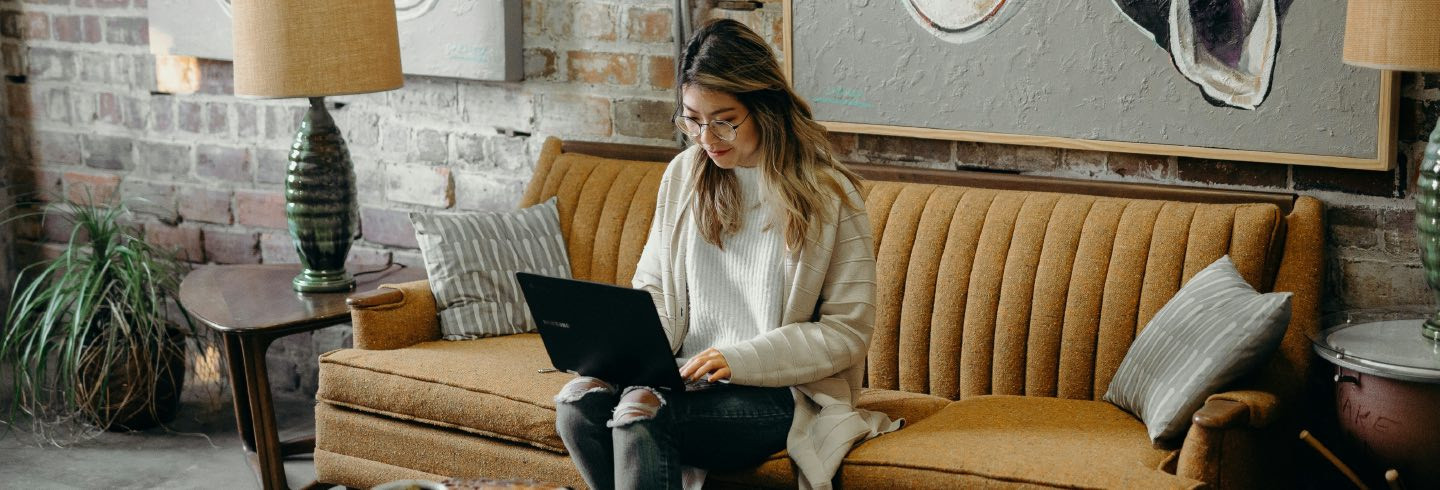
{"left": 784, "top": 1, "right": 1398, "bottom": 170}
{"left": 149, "top": 0, "right": 522, "bottom": 82}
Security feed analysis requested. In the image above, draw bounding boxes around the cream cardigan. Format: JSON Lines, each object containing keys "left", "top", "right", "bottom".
{"left": 632, "top": 146, "right": 900, "bottom": 489}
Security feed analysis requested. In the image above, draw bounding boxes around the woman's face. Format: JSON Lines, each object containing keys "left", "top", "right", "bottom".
{"left": 681, "top": 86, "right": 760, "bottom": 169}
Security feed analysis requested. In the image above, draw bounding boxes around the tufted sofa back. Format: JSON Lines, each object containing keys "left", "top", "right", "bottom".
{"left": 521, "top": 138, "right": 1324, "bottom": 405}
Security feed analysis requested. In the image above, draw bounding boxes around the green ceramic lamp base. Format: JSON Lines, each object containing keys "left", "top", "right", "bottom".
{"left": 292, "top": 268, "right": 355, "bottom": 293}
{"left": 1418, "top": 119, "right": 1440, "bottom": 342}
{"left": 286, "top": 96, "right": 359, "bottom": 294}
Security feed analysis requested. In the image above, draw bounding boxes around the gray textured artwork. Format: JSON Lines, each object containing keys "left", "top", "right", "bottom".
{"left": 794, "top": 0, "right": 1379, "bottom": 159}
{"left": 148, "top": 0, "right": 522, "bottom": 82}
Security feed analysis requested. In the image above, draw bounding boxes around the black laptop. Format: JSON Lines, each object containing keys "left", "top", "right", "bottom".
{"left": 515, "top": 272, "right": 697, "bottom": 391}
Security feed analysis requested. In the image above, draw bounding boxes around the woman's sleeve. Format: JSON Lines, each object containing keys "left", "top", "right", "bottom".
{"left": 717, "top": 185, "right": 876, "bottom": 387}
{"left": 632, "top": 149, "right": 690, "bottom": 347}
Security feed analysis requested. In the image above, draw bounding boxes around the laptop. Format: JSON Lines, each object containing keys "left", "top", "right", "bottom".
{"left": 516, "top": 272, "right": 720, "bottom": 391}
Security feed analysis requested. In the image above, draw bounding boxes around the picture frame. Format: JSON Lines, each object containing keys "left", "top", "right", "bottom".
{"left": 782, "top": 1, "right": 1398, "bottom": 171}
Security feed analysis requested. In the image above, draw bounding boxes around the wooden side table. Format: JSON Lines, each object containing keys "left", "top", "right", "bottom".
{"left": 179, "top": 263, "right": 424, "bottom": 490}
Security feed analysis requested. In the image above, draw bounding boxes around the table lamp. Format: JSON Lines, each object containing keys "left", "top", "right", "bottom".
{"left": 231, "top": 0, "right": 403, "bottom": 292}
{"left": 1344, "top": 1, "right": 1440, "bottom": 341}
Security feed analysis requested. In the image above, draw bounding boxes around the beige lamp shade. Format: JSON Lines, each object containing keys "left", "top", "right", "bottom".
{"left": 233, "top": 0, "right": 403, "bottom": 98}
{"left": 1343, "top": 0, "right": 1440, "bottom": 72}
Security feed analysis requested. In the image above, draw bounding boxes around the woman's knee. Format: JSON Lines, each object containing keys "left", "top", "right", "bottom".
{"left": 554, "top": 376, "right": 615, "bottom": 404}
{"left": 607, "top": 386, "right": 666, "bottom": 428}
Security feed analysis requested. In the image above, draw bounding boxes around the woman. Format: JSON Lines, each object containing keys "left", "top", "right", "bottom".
{"left": 553, "top": 19, "right": 898, "bottom": 490}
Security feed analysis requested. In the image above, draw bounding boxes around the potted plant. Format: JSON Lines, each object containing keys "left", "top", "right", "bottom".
{"left": 1, "top": 193, "right": 203, "bottom": 443}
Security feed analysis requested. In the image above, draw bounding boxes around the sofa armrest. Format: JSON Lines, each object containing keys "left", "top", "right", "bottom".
{"left": 347, "top": 279, "right": 441, "bottom": 350}
{"left": 1176, "top": 390, "right": 1282, "bottom": 487}
{"left": 1192, "top": 390, "right": 1278, "bottom": 430}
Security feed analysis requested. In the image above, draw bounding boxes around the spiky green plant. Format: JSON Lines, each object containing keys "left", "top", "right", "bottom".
{"left": 1, "top": 193, "right": 201, "bottom": 444}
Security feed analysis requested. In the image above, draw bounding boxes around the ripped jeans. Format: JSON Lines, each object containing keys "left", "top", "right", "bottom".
{"left": 554, "top": 377, "right": 794, "bottom": 490}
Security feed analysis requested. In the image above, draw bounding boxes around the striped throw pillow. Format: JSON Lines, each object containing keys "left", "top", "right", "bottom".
{"left": 1104, "top": 255, "right": 1291, "bottom": 443}
{"left": 410, "top": 198, "right": 572, "bottom": 340}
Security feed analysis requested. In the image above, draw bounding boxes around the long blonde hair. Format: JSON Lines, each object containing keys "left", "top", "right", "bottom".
{"left": 679, "top": 19, "right": 862, "bottom": 251}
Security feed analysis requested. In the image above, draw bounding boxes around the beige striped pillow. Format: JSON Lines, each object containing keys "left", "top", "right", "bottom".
{"left": 410, "top": 198, "right": 571, "bottom": 340}
{"left": 1104, "top": 255, "right": 1291, "bottom": 443}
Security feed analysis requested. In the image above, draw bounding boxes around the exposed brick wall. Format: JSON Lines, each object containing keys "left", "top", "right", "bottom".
{"left": 0, "top": 0, "right": 1432, "bottom": 395}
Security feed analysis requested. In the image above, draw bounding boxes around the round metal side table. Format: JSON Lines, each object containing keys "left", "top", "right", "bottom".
{"left": 1311, "top": 319, "right": 1440, "bottom": 488}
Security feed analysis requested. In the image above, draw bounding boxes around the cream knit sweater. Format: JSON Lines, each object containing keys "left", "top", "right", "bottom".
{"left": 632, "top": 146, "right": 900, "bottom": 489}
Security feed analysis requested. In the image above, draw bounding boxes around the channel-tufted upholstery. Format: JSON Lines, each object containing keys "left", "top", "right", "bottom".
{"left": 317, "top": 137, "right": 1323, "bottom": 489}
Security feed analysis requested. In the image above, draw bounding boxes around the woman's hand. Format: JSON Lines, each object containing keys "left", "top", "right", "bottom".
{"left": 679, "top": 347, "right": 731, "bottom": 382}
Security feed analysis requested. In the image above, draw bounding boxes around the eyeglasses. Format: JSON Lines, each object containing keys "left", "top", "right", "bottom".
{"left": 673, "top": 112, "right": 750, "bottom": 142}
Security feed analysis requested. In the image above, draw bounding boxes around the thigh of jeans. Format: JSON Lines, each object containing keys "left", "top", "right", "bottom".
{"left": 673, "top": 385, "right": 794, "bottom": 470}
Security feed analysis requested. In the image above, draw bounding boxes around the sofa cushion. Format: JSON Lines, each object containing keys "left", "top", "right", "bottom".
{"left": 841, "top": 395, "right": 1200, "bottom": 489}
{"left": 317, "top": 334, "right": 571, "bottom": 453}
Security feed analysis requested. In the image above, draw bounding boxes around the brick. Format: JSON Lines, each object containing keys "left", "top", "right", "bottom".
{"left": 82, "top": 134, "right": 134, "bottom": 170}
{"left": 860, "top": 135, "right": 952, "bottom": 164}
{"left": 955, "top": 141, "right": 1016, "bottom": 169}
{"left": 203, "top": 230, "right": 260, "bottom": 264}
{"left": 347, "top": 247, "right": 394, "bottom": 269}
{"left": 359, "top": 207, "right": 417, "bottom": 248}
{"left": 23, "top": 12, "right": 47, "bottom": 40}
{"left": 386, "top": 163, "right": 454, "bottom": 208}
{"left": 7, "top": 84, "right": 31, "bottom": 119}
{"left": 614, "top": 98, "right": 674, "bottom": 140}
{"left": 522, "top": 0, "right": 544, "bottom": 37}
{"left": 197, "top": 60, "right": 233, "bottom": 95}
{"left": 63, "top": 171, "right": 120, "bottom": 205}
{"left": 343, "top": 112, "right": 379, "bottom": 148}
{"left": 104, "top": 17, "right": 148, "bottom": 46}
{"left": 136, "top": 140, "right": 190, "bottom": 176}
{"left": 1293, "top": 164, "right": 1398, "bottom": 197}
{"left": 455, "top": 171, "right": 526, "bottom": 212}
{"left": 11, "top": 168, "right": 63, "bottom": 201}
{"left": 254, "top": 147, "right": 288, "bottom": 185}
{"left": 539, "top": 0, "right": 571, "bottom": 40}
{"left": 452, "top": 133, "right": 487, "bottom": 168}
{"left": 412, "top": 129, "right": 447, "bottom": 162}
{"left": 0, "top": 11, "right": 19, "bottom": 39}
{"left": 1177, "top": 157, "right": 1288, "bottom": 189}
{"left": 4, "top": 44, "right": 24, "bottom": 77}
{"left": 826, "top": 132, "right": 858, "bottom": 161}
{"left": 524, "top": 48, "right": 557, "bottom": 81}
{"left": 91, "top": 0, "right": 130, "bottom": 7}
{"left": 52, "top": 15, "right": 79, "bottom": 42}
{"left": 381, "top": 121, "right": 410, "bottom": 154}
{"left": 647, "top": 55, "right": 674, "bottom": 90}
{"left": 486, "top": 135, "right": 531, "bottom": 171}
{"left": 353, "top": 156, "right": 386, "bottom": 205}
{"left": 206, "top": 102, "right": 229, "bottom": 135}
{"left": 145, "top": 224, "right": 204, "bottom": 263}
{"left": 626, "top": 8, "right": 671, "bottom": 43}
{"left": 386, "top": 77, "right": 458, "bottom": 116}
{"left": 236, "top": 104, "right": 258, "bottom": 139}
{"left": 265, "top": 105, "right": 305, "bottom": 140}
{"left": 41, "top": 212, "right": 83, "bottom": 244}
{"left": 1328, "top": 206, "right": 1381, "bottom": 251}
{"left": 1108, "top": 153, "right": 1168, "bottom": 179}
{"left": 177, "top": 186, "right": 231, "bottom": 224}
{"left": 178, "top": 100, "right": 202, "bottom": 133}
{"left": 196, "top": 144, "right": 252, "bottom": 182}
{"left": 572, "top": 3, "right": 616, "bottom": 41}
{"left": 122, "top": 95, "right": 147, "bottom": 130}
{"left": 27, "top": 47, "right": 74, "bottom": 81}
{"left": 1336, "top": 257, "right": 1429, "bottom": 309}
{"left": 97, "top": 92, "right": 121, "bottom": 125}
{"left": 118, "top": 179, "right": 177, "bottom": 221}
{"left": 235, "top": 189, "right": 288, "bottom": 229}
{"left": 567, "top": 51, "right": 639, "bottom": 85}
{"left": 151, "top": 95, "right": 174, "bottom": 132}
{"left": 72, "top": 90, "right": 99, "bottom": 124}
{"left": 31, "top": 131, "right": 81, "bottom": 166}
{"left": 1381, "top": 207, "right": 1420, "bottom": 259}
{"left": 538, "top": 93, "right": 611, "bottom": 137}
{"left": 459, "top": 83, "right": 535, "bottom": 131}
{"left": 260, "top": 232, "right": 300, "bottom": 264}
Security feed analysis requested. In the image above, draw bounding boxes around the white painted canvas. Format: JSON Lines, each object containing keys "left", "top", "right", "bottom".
{"left": 148, "top": 0, "right": 521, "bottom": 82}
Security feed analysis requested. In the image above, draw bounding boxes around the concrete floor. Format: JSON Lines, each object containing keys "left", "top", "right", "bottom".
{"left": 0, "top": 392, "right": 320, "bottom": 489}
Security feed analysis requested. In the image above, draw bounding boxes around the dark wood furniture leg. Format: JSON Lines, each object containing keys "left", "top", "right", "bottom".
{"left": 223, "top": 333, "right": 257, "bottom": 453}
{"left": 241, "top": 334, "right": 288, "bottom": 489}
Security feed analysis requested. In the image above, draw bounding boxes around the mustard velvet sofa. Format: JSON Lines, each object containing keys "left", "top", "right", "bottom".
{"left": 314, "top": 137, "right": 1324, "bottom": 489}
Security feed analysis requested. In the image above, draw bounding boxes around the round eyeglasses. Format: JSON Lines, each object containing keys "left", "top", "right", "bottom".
{"left": 674, "top": 112, "right": 750, "bottom": 142}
